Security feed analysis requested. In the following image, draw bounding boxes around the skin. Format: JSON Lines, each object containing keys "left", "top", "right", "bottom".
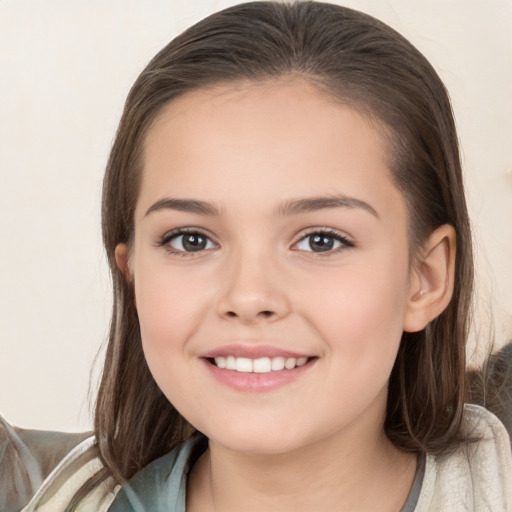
{"left": 116, "top": 79, "right": 455, "bottom": 512}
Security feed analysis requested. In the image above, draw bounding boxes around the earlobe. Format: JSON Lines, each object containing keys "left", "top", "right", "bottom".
{"left": 403, "top": 224, "right": 456, "bottom": 333}
{"left": 114, "top": 243, "right": 133, "bottom": 281}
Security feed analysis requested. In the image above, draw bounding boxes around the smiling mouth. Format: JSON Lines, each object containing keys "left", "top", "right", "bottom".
{"left": 207, "top": 356, "right": 314, "bottom": 373}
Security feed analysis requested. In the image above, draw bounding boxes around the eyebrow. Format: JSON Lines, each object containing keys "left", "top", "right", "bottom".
{"left": 277, "top": 195, "right": 379, "bottom": 218}
{"left": 144, "top": 194, "right": 379, "bottom": 219}
{"left": 145, "top": 198, "right": 222, "bottom": 217}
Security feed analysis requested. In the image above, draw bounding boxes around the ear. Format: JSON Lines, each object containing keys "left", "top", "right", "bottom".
{"left": 114, "top": 243, "right": 133, "bottom": 282}
{"left": 115, "top": 243, "right": 137, "bottom": 309}
{"left": 403, "top": 224, "right": 456, "bottom": 333}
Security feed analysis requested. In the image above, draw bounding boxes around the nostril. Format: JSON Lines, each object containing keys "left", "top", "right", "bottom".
{"left": 222, "top": 309, "right": 279, "bottom": 321}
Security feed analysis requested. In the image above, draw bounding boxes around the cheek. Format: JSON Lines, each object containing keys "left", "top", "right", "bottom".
{"left": 133, "top": 263, "right": 210, "bottom": 374}
{"left": 298, "top": 262, "right": 409, "bottom": 432}
{"left": 299, "top": 253, "right": 410, "bottom": 374}
{"left": 132, "top": 266, "right": 214, "bottom": 420}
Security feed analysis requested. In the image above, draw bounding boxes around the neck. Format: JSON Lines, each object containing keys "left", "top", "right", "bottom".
{"left": 187, "top": 416, "right": 417, "bottom": 512}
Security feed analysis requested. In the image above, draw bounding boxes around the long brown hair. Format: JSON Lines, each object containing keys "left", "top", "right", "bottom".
{"left": 90, "top": 0, "right": 474, "bottom": 494}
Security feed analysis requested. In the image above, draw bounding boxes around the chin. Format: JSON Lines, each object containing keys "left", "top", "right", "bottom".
{"left": 197, "top": 415, "right": 315, "bottom": 456}
{"left": 214, "top": 433, "right": 302, "bottom": 456}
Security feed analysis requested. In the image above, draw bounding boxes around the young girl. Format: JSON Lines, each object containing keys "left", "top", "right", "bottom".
{"left": 21, "top": 1, "right": 512, "bottom": 511}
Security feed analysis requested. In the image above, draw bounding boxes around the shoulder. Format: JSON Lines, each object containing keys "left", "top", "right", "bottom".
{"left": 107, "top": 433, "right": 207, "bottom": 512}
{"left": 20, "top": 431, "right": 206, "bottom": 512}
{"left": 461, "top": 403, "right": 512, "bottom": 442}
{"left": 0, "top": 415, "right": 92, "bottom": 512}
{"left": 416, "top": 404, "right": 512, "bottom": 511}
{"left": 20, "top": 436, "right": 115, "bottom": 512}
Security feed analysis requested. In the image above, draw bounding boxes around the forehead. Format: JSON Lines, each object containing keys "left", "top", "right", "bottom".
{"left": 137, "top": 79, "right": 404, "bottom": 222}
{"left": 146, "top": 79, "right": 389, "bottom": 158}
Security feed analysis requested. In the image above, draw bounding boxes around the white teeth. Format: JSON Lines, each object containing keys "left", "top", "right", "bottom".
{"left": 213, "top": 355, "right": 309, "bottom": 373}
{"left": 271, "top": 356, "right": 285, "bottom": 371}
{"left": 235, "top": 357, "right": 253, "bottom": 372}
{"left": 253, "top": 357, "right": 271, "bottom": 373}
{"left": 284, "top": 357, "right": 296, "bottom": 369}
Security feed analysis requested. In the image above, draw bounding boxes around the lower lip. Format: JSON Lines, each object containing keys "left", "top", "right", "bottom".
{"left": 202, "top": 358, "right": 315, "bottom": 392}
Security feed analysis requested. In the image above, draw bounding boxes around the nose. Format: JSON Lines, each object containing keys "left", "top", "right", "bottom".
{"left": 216, "top": 250, "right": 291, "bottom": 324}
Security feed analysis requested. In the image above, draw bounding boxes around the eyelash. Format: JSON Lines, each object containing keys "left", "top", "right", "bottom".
{"left": 294, "top": 228, "right": 355, "bottom": 255}
{"left": 156, "top": 227, "right": 354, "bottom": 256}
{"left": 156, "top": 227, "right": 217, "bottom": 257}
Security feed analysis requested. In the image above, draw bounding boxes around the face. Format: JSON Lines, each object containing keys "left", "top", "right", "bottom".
{"left": 122, "top": 79, "right": 416, "bottom": 455}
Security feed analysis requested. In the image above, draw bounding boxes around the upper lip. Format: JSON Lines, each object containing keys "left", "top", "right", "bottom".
{"left": 201, "top": 344, "right": 312, "bottom": 359}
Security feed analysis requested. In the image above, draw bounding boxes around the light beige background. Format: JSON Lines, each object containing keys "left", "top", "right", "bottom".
{"left": 1, "top": 0, "right": 511, "bottom": 431}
